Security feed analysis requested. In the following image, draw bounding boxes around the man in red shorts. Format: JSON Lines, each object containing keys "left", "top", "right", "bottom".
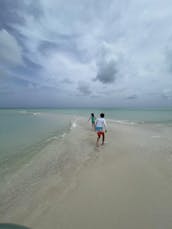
{"left": 95, "top": 113, "right": 107, "bottom": 147}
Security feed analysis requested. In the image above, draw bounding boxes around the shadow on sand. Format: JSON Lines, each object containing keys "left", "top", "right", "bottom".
{"left": 0, "top": 224, "right": 30, "bottom": 229}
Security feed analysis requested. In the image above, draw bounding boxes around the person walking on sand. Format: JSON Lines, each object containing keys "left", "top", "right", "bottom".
{"left": 95, "top": 113, "right": 107, "bottom": 147}
{"left": 88, "top": 113, "right": 96, "bottom": 129}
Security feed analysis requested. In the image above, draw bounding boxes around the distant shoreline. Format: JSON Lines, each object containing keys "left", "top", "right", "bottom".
{"left": 0, "top": 106, "right": 172, "bottom": 110}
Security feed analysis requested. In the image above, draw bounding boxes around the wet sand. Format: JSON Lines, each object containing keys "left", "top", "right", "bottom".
{"left": 1, "top": 118, "right": 172, "bottom": 229}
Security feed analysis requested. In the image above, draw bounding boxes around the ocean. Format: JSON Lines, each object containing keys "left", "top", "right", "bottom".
{"left": 1, "top": 107, "right": 172, "bottom": 227}
{"left": 0, "top": 107, "right": 172, "bottom": 182}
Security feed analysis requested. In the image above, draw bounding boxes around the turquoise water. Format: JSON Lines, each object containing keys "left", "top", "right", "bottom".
{"left": 0, "top": 108, "right": 172, "bottom": 179}
{"left": 0, "top": 109, "right": 73, "bottom": 178}
{"left": 56, "top": 107, "right": 172, "bottom": 124}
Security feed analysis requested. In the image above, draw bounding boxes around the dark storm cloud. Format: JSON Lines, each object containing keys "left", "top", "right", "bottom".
{"left": 26, "top": 0, "right": 44, "bottom": 20}
{"left": 1, "top": 0, "right": 172, "bottom": 108}
{"left": 4, "top": 75, "right": 29, "bottom": 87}
{"left": 95, "top": 60, "right": 118, "bottom": 84}
{"left": 0, "top": 0, "right": 43, "bottom": 30}
{"left": 0, "top": 90, "right": 14, "bottom": 95}
{"left": 38, "top": 34, "right": 78, "bottom": 54}
{"left": 39, "top": 40, "right": 58, "bottom": 53}
{"left": 61, "top": 78, "right": 73, "bottom": 84}
{"left": 126, "top": 94, "right": 138, "bottom": 100}
{"left": 23, "top": 57, "right": 43, "bottom": 71}
{"left": 10, "top": 77, "right": 31, "bottom": 87}
{"left": 77, "top": 82, "right": 91, "bottom": 95}
{"left": 15, "top": 57, "right": 43, "bottom": 76}
{"left": 38, "top": 36, "right": 87, "bottom": 63}
{"left": 0, "top": 0, "right": 25, "bottom": 29}
{"left": 0, "top": 0, "right": 43, "bottom": 55}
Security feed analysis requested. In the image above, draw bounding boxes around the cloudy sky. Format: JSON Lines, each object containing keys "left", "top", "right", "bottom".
{"left": 0, "top": 0, "right": 172, "bottom": 108}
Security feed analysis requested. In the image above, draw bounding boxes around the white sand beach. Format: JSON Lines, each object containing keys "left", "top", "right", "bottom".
{"left": 1, "top": 117, "right": 172, "bottom": 229}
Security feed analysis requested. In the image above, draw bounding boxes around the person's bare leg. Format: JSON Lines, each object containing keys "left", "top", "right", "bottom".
{"left": 101, "top": 133, "right": 105, "bottom": 145}
{"left": 96, "top": 135, "right": 100, "bottom": 147}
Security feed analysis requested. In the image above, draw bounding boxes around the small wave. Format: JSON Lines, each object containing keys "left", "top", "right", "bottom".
{"left": 46, "top": 132, "right": 68, "bottom": 143}
{"left": 18, "top": 110, "right": 28, "bottom": 114}
{"left": 108, "top": 119, "right": 137, "bottom": 125}
{"left": 18, "top": 110, "right": 41, "bottom": 116}
{"left": 32, "top": 112, "right": 41, "bottom": 116}
{"left": 70, "top": 120, "right": 77, "bottom": 129}
{"left": 61, "top": 133, "right": 66, "bottom": 138}
{"left": 45, "top": 136, "right": 59, "bottom": 143}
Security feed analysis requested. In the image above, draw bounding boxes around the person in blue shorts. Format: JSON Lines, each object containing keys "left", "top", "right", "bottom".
{"left": 95, "top": 113, "right": 107, "bottom": 147}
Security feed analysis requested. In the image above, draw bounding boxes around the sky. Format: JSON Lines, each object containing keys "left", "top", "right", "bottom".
{"left": 0, "top": 0, "right": 172, "bottom": 108}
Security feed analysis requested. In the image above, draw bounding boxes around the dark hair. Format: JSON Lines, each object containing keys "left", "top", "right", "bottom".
{"left": 100, "top": 113, "right": 104, "bottom": 118}
{"left": 91, "top": 113, "right": 94, "bottom": 117}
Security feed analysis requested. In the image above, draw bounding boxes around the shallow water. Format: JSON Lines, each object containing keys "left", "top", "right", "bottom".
{"left": 1, "top": 108, "right": 172, "bottom": 182}
{"left": 0, "top": 109, "right": 75, "bottom": 180}
{"left": 0, "top": 113, "right": 172, "bottom": 228}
